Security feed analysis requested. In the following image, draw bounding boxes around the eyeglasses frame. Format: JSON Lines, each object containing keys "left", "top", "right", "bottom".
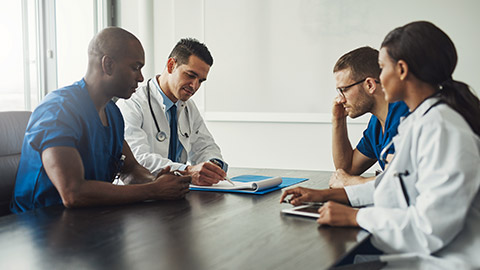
{"left": 336, "top": 77, "right": 380, "bottom": 98}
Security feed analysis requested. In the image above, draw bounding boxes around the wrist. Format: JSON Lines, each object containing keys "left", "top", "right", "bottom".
{"left": 351, "top": 208, "right": 359, "bottom": 226}
{"left": 185, "top": 165, "right": 192, "bottom": 175}
{"left": 332, "top": 116, "right": 347, "bottom": 127}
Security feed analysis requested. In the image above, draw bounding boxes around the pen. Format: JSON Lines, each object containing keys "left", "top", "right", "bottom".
{"left": 209, "top": 159, "right": 234, "bottom": 186}
{"left": 224, "top": 176, "right": 235, "bottom": 186}
{"left": 173, "top": 171, "right": 183, "bottom": 176}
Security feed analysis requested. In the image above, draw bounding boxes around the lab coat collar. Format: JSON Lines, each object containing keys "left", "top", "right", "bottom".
{"left": 407, "top": 96, "right": 442, "bottom": 120}
{"left": 150, "top": 75, "right": 187, "bottom": 112}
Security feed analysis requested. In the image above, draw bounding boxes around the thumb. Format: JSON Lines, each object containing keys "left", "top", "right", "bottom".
{"left": 156, "top": 166, "right": 171, "bottom": 177}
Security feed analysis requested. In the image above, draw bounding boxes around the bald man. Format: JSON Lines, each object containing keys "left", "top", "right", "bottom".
{"left": 11, "top": 27, "right": 190, "bottom": 213}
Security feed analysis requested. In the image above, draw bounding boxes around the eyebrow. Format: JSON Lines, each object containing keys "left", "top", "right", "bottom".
{"left": 187, "top": 70, "right": 207, "bottom": 82}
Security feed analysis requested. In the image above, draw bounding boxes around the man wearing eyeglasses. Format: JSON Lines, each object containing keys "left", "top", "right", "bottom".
{"left": 329, "top": 46, "right": 409, "bottom": 188}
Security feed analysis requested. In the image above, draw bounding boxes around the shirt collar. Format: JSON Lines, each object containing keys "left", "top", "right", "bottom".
{"left": 153, "top": 75, "right": 175, "bottom": 111}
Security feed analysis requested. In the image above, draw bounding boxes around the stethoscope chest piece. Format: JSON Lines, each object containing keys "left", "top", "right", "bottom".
{"left": 156, "top": 131, "right": 167, "bottom": 142}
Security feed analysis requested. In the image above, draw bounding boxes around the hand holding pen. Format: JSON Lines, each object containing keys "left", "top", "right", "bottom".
{"left": 184, "top": 160, "right": 232, "bottom": 186}
{"left": 209, "top": 159, "right": 235, "bottom": 186}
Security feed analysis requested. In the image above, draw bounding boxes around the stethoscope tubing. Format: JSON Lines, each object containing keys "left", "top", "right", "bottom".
{"left": 147, "top": 79, "right": 168, "bottom": 142}
{"left": 146, "top": 79, "right": 191, "bottom": 142}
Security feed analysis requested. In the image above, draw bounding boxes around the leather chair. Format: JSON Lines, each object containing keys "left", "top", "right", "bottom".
{"left": 0, "top": 111, "right": 31, "bottom": 216}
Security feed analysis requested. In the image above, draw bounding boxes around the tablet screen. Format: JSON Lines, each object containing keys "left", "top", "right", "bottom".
{"left": 295, "top": 205, "right": 320, "bottom": 214}
{"left": 281, "top": 204, "right": 322, "bottom": 218}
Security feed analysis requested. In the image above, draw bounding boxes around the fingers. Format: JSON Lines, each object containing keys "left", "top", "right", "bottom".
{"left": 317, "top": 202, "right": 330, "bottom": 225}
{"left": 206, "top": 161, "right": 227, "bottom": 177}
{"left": 280, "top": 188, "right": 301, "bottom": 203}
{"left": 156, "top": 166, "right": 172, "bottom": 177}
{"left": 316, "top": 201, "right": 358, "bottom": 227}
{"left": 280, "top": 188, "right": 309, "bottom": 206}
{"left": 179, "top": 175, "right": 192, "bottom": 184}
{"left": 333, "top": 95, "right": 343, "bottom": 104}
{"left": 329, "top": 173, "right": 344, "bottom": 189}
{"left": 190, "top": 162, "right": 226, "bottom": 185}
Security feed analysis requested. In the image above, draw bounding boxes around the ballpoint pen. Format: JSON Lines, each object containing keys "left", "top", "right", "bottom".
{"left": 224, "top": 175, "right": 235, "bottom": 186}
{"left": 209, "top": 159, "right": 234, "bottom": 186}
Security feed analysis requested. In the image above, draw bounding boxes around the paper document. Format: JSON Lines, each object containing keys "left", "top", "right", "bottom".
{"left": 190, "top": 176, "right": 282, "bottom": 192}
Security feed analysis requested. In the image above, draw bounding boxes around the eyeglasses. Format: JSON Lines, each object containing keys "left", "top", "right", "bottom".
{"left": 336, "top": 78, "right": 380, "bottom": 98}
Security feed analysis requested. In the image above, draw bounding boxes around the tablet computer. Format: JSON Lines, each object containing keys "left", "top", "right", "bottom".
{"left": 281, "top": 203, "right": 323, "bottom": 218}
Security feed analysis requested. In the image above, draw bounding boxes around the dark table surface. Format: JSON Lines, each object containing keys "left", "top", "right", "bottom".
{"left": 0, "top": 168, "right": 369, "bottom": 270}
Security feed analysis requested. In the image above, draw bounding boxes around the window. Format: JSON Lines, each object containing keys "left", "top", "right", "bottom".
{"left": 0, "top": 0, "right": 112, "bottom": 112}
{"left": 0, "top": 1, "right": 37, "bottom": 111}
{"left": 55, "top": 0, "right": 95, "bottom": 88}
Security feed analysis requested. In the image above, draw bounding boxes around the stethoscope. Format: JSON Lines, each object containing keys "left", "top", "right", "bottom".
{"left": 374, "top": 97, "right": 445, "bottom": 206}
{"left": 147, "top": 79, "right": 191, "bottom": 142}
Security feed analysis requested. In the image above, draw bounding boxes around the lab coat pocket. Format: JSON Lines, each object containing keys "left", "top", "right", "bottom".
{"left": 393, "top": 170, "right": 416, "bottom": 208}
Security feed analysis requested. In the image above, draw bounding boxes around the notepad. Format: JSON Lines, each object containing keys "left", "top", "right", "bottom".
{"left": 190, "top": 176, "right": 282, "bottom": 192}
{"left": 189, "top": 174, "right": 309, "bottom": 194}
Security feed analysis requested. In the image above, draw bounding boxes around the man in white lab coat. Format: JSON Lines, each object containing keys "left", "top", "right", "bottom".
{"left": 330, "top": 47, "right": 409, "bottom": 188}
{"left": 117, "top": 38, "right": 227, "bottom": 186}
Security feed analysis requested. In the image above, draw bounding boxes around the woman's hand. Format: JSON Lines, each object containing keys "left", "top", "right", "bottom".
{"left": 317, "top": 201, "right": 359, "bottom": 227}
{"left": 280, "top": 187, "right": 324, "bottom": 206}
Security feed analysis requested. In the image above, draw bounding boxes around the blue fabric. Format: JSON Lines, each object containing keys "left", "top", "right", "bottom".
{"left": 154, "top": 78, "right": 183, "bottom": 162}
{"left": 356, "top": 101, "right": 410, "bottom": 169}
{"left": 10, "top": 79, "right": 125, "bottom": 213}
{"left": 168, "top": 105, "right": 178, "bottom": 161}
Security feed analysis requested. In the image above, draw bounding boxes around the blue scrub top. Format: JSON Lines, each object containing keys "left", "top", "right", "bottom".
{"left": 356, "top": 101, "right": 410, "bottom": 169}
{"left": 10, "top": 79, "right": 124, "bottom": 213}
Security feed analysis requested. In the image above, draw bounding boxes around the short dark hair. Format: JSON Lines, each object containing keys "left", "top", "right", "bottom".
{"left": 168, "top": 38, "right": 213, "bottom": 66}
{"left": 333, "top": 46, "right": 380, "bottom": 81}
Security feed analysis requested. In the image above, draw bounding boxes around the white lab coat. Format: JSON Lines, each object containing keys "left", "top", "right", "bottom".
{"left": 345, "top": 97, "right": 480, "bottom": 269}
{"left": 116, "top": 77, "right": 224, "bottom": 175}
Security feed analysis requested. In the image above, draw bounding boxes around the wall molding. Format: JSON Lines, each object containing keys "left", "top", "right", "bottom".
{"left": 205, "top": 111, "right": 369, "bottom": 124}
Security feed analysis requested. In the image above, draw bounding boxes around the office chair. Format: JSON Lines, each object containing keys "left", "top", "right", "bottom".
{"left": 0, "top": 111, "right": 31, "bottom": 216}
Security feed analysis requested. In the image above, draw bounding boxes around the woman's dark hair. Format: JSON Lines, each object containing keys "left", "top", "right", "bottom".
{"left": 381, "top": 21, "right": 480, "bottom": 136}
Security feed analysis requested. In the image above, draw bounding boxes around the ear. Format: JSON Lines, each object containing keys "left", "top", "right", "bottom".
{"left": 102, "top": 55, "right": 115, "bottom": 76}
{"left": 365, "top": 77, "right": 378, "bottom": 95}
{"left": 397, "top": 60, "right": 409, "bottom": 81}
{"left": 166, "top": 58, "right": 177, "bottom": 74}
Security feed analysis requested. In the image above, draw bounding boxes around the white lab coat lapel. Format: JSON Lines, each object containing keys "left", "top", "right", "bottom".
{"left": 177, "top": 101, "right": 192, "bottom": 160}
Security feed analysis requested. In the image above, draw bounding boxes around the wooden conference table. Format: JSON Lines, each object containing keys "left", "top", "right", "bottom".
{"left": 0, "top": 168, "right": 369, "bottom": 270}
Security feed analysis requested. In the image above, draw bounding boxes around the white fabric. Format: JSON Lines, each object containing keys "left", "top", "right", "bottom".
{"left": 344, "top": 180, "right": 375, "bottom": 207}
{"left": 353, "top": 97, "right": 480, "bottom": 269}
{"left": 116, "top": 77, "right": 223, "bottom": 175}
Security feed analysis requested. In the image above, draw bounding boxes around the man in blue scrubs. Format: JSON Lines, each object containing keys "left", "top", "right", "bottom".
{"left": 11, "top": 27, "right": 191, "bottom": 213}
{"left": 329, "top": 47, "right": 409, "bottom": 188}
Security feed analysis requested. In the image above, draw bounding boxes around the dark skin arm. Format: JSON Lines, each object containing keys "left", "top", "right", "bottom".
{"left": 280, "top": 187, "right": 350, "bottom": 206}
{"left": 42, "top": 141, "right": 191, "bottom": 208}
{"left": 119, "top": 140, "right": 156, "bottom": 184}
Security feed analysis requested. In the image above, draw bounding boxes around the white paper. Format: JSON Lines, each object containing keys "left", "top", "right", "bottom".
{"left": 190, "top": 176, "right": 282, "bottom": 192}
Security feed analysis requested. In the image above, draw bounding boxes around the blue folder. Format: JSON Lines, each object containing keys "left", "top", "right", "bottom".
{"left": 189, "top": 174, "right": 308, "bottom": 195}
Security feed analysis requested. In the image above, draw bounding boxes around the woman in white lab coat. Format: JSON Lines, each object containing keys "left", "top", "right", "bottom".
{"left": 281, "top": 21, "right": 480, "bottom": 269}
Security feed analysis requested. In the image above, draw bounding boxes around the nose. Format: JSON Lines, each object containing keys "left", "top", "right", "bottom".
{"left": 138, "top": 71, "right": 144, "bottom": 83}
{"left": 337, "top": 93, "right": 346, "bottom": 103}
{"left": 190, "top": 78, "right": 200, "bottom": 90}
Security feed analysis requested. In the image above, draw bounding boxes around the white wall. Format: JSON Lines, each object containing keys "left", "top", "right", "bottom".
{"left": 116, "top": 0, "right": 480, "bottom": 171}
